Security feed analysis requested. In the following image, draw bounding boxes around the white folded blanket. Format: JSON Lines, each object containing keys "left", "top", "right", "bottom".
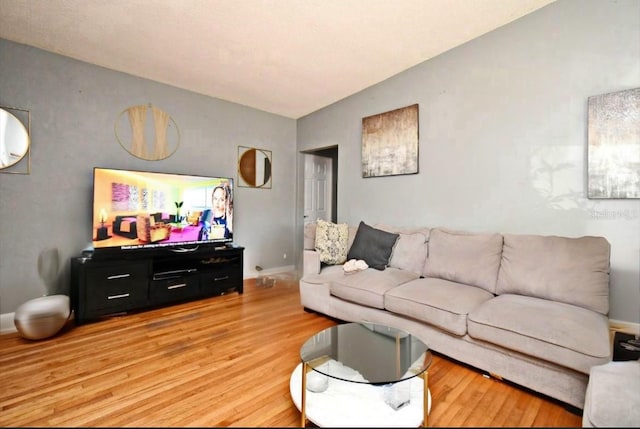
{"left": 343, "top": 259, "right": 368, "bottom": 274}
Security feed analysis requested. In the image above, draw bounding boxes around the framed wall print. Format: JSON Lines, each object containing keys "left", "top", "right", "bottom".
{"left": 114, "top": 103, "right": 180, "bottom": 161}
{"left": 587, "top": 87, "right": 639, "bottom": 199}
{"left": 362, "top": 104, "right": 419, "bottom": 178}
{"left": 238, "top": 146, "right": 272, "bottom": 188}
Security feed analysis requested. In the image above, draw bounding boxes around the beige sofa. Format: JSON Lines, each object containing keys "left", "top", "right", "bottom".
{"left": 300, "top": 222, "right": 612, "bottom": 409}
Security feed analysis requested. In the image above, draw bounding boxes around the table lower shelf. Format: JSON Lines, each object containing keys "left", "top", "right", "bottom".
{"left": 289, "top": 362, "right": 431, "bottom": 428}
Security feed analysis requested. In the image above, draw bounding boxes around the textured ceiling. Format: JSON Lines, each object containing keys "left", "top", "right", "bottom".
{"left": 0, "top": 0, "right": 556, "bottom": 118}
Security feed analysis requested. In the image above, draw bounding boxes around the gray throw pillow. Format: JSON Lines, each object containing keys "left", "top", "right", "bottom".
{"left": 347, "top": 221, "right": 399, "bottom": 270}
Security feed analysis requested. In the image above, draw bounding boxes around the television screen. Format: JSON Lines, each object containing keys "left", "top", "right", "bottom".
{"left": 92, "top": 167, "right": 233, "bottom": 254}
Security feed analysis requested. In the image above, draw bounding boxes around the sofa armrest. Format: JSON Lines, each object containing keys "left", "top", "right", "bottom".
{"left": 303, "top": 249, "right": 321, "bottom": 276}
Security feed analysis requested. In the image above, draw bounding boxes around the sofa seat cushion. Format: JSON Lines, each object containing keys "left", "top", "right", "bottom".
{"left": 468, "top": 294, "right": 611, "bottom": 374}
{"left": 329, "top": 268, "right": 419, "bottom": 309}
{"left": 384, "top": 278, "right": 495, "bottom": 336}
{"left": 302, "top": 264, "right": 347, "bottom": 285}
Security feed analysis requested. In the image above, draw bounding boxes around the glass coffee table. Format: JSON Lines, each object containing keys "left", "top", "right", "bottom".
{"left": 290, "top": 322, "right": 432, "bottom": 427}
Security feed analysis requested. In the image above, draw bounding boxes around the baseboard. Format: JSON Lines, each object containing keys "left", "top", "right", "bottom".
{"left": 609, "top": 319, "right": 640, "bottom": 336}
{"left": 245, "top": 264, "right": 296, "bottom": 279}
{"left": 0, "top": 312, "right": 17, "bottom": 334}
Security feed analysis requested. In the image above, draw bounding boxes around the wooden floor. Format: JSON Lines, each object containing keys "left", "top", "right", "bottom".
{"left": 0, "top": 274, "right": 582, "bottom": 427}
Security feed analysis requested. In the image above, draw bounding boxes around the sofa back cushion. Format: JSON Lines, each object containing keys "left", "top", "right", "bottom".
{"left": 304, "top": 222, "right": 317, "bottom": 250}
{"left": 375, "top": 224, "right": 430, "bottom": 276}
{"left": 423, "top": 228, "right": 503, "bottom": 294}
{"left": 496, "top": 234, "right": 611, "bottom": 315}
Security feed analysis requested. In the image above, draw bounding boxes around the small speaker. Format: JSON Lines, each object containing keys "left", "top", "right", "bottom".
{"left": 612, "top": 331, "right": 640, "bottom": 361}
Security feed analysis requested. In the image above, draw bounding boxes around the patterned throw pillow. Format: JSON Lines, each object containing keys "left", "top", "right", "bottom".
{"left": 315, "top": 219, "right": 349, "bottom": 265}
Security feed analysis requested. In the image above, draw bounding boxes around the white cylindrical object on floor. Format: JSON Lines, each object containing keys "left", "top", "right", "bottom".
{"left": 14, "top": 295, "right": 70, "bottom": 340}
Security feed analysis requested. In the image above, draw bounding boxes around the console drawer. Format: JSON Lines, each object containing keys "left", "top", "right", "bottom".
{"left": 151, "top": 274, "right": 200, "bottom": 305}
{"left": 84, "top": 263, "right": 149, "bottom": 312}
{"left": 200, "top": 266, "right": 242, "bottom": 296}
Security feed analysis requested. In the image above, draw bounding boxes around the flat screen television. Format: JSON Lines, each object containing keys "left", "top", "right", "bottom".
{"left": 91, "top": 167, "right": 234, "bottom": 258}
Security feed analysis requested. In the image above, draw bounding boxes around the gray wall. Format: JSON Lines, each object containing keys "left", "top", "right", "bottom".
{"left": 0, "top": 39, "right": 296, "bottom": 317}
{"left": 297, "top": 0, "right": 640, "bottom": 324}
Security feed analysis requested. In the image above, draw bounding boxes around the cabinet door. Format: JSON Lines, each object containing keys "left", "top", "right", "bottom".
{"left": 84, "top": 262, "right": 149, "bottom": 313}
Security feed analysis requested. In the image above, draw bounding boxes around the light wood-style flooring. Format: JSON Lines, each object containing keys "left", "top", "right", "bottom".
{"left": 0, "top": 274, "right": 582, "bottom": 427}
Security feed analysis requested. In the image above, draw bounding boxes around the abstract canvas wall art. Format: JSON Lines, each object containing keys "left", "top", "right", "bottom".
{"left": 362, "top": 104, "right": 419, "bottom": 178}
{"left": 587, "top": 88, "right": 640, "bottom": 199}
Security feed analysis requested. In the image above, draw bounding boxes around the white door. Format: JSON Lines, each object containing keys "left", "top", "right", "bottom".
{"left": 304, "top": 154, "right": 332, "bottom": 225}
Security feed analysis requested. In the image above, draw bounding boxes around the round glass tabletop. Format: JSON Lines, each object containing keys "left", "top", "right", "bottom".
{"left": 300, "top": 322, "right": 432, "bottom": 385}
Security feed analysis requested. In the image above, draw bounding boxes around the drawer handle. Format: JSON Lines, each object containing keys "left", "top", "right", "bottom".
{"left": 213, "top": 276, "right": 229, "bottom": 282}
{"left": 167, "top": 283, "right": 187, "bottom": 290}
{"left": 107, "top": 274, "right": 131, "bottom": 280}
{"left": 107, "top": 293, "right": 130, "bottom": 300}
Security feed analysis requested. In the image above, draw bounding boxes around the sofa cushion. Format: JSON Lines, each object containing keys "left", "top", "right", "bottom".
{"left": 392, "top": 233, "right": 428, "bottom": 275}
{"left": 496, "top": 234, "right": 611, "bottom": 315}
{"left": 423, "top": 228, "right": 503, "bottom": 294}
{"left": 374, "top": 224, "right": 431, "bottom": 239}
{"left": 330, "top": 268, "right": 419, "bottom": 309}
{"left": 583, "top": 361, "right": 640, "bottom": 428}
{"left": 315, "top": 219, "right": 349, "bottom": 265}
{"left": 374, "top": 224, "right": 430, "bottom": 275}
{"left": 304, "top": 222, "right": 317, "bottom": 250}
{"left": 391, "top": 233, "right": 429, "bottom": 275}
{"left": 468, "top": 294, "right": 611, "bottom": 374}
{"left": 347, "top": 222, "right": 399, "bottom": 270}
{"left": 384, "top": 278, "right": 495, "bottom": 336}
{"left": 303, "top": 264, "right": 347, "bottom": 284}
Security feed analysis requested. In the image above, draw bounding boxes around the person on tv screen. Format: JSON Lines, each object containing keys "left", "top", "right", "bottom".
{"left": 198, "top": 182, "right": 233, "bottom": 240}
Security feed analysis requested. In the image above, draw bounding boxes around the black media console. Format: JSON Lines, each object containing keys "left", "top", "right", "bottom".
{"left": 70, "top": 246, "right": 244, "bottom": 325}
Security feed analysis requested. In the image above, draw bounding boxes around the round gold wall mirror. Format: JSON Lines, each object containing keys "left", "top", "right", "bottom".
{"left": 0, "top": 107, "right": 30, "bottom": 169}
{"left": 115, "top": 104, "right": 180, "bottom": 161}
{"left": 238, "top": 146, "right": 272, "bottom": 188}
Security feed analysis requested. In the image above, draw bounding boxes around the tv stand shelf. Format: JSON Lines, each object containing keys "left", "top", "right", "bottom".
{"left": 70, "top": 246, "right": 244, "bottom": 325}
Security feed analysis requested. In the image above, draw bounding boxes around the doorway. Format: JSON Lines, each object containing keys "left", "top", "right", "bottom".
{"left": 303, "top": 147, "right": 338, "bottom": 225}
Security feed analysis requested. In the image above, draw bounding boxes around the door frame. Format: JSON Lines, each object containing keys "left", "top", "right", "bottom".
{"left": 295, "top": 146, "right": 339, "bottom": 272}
{"left": 304, "top": 146, "right": 338, "bottom": 223}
